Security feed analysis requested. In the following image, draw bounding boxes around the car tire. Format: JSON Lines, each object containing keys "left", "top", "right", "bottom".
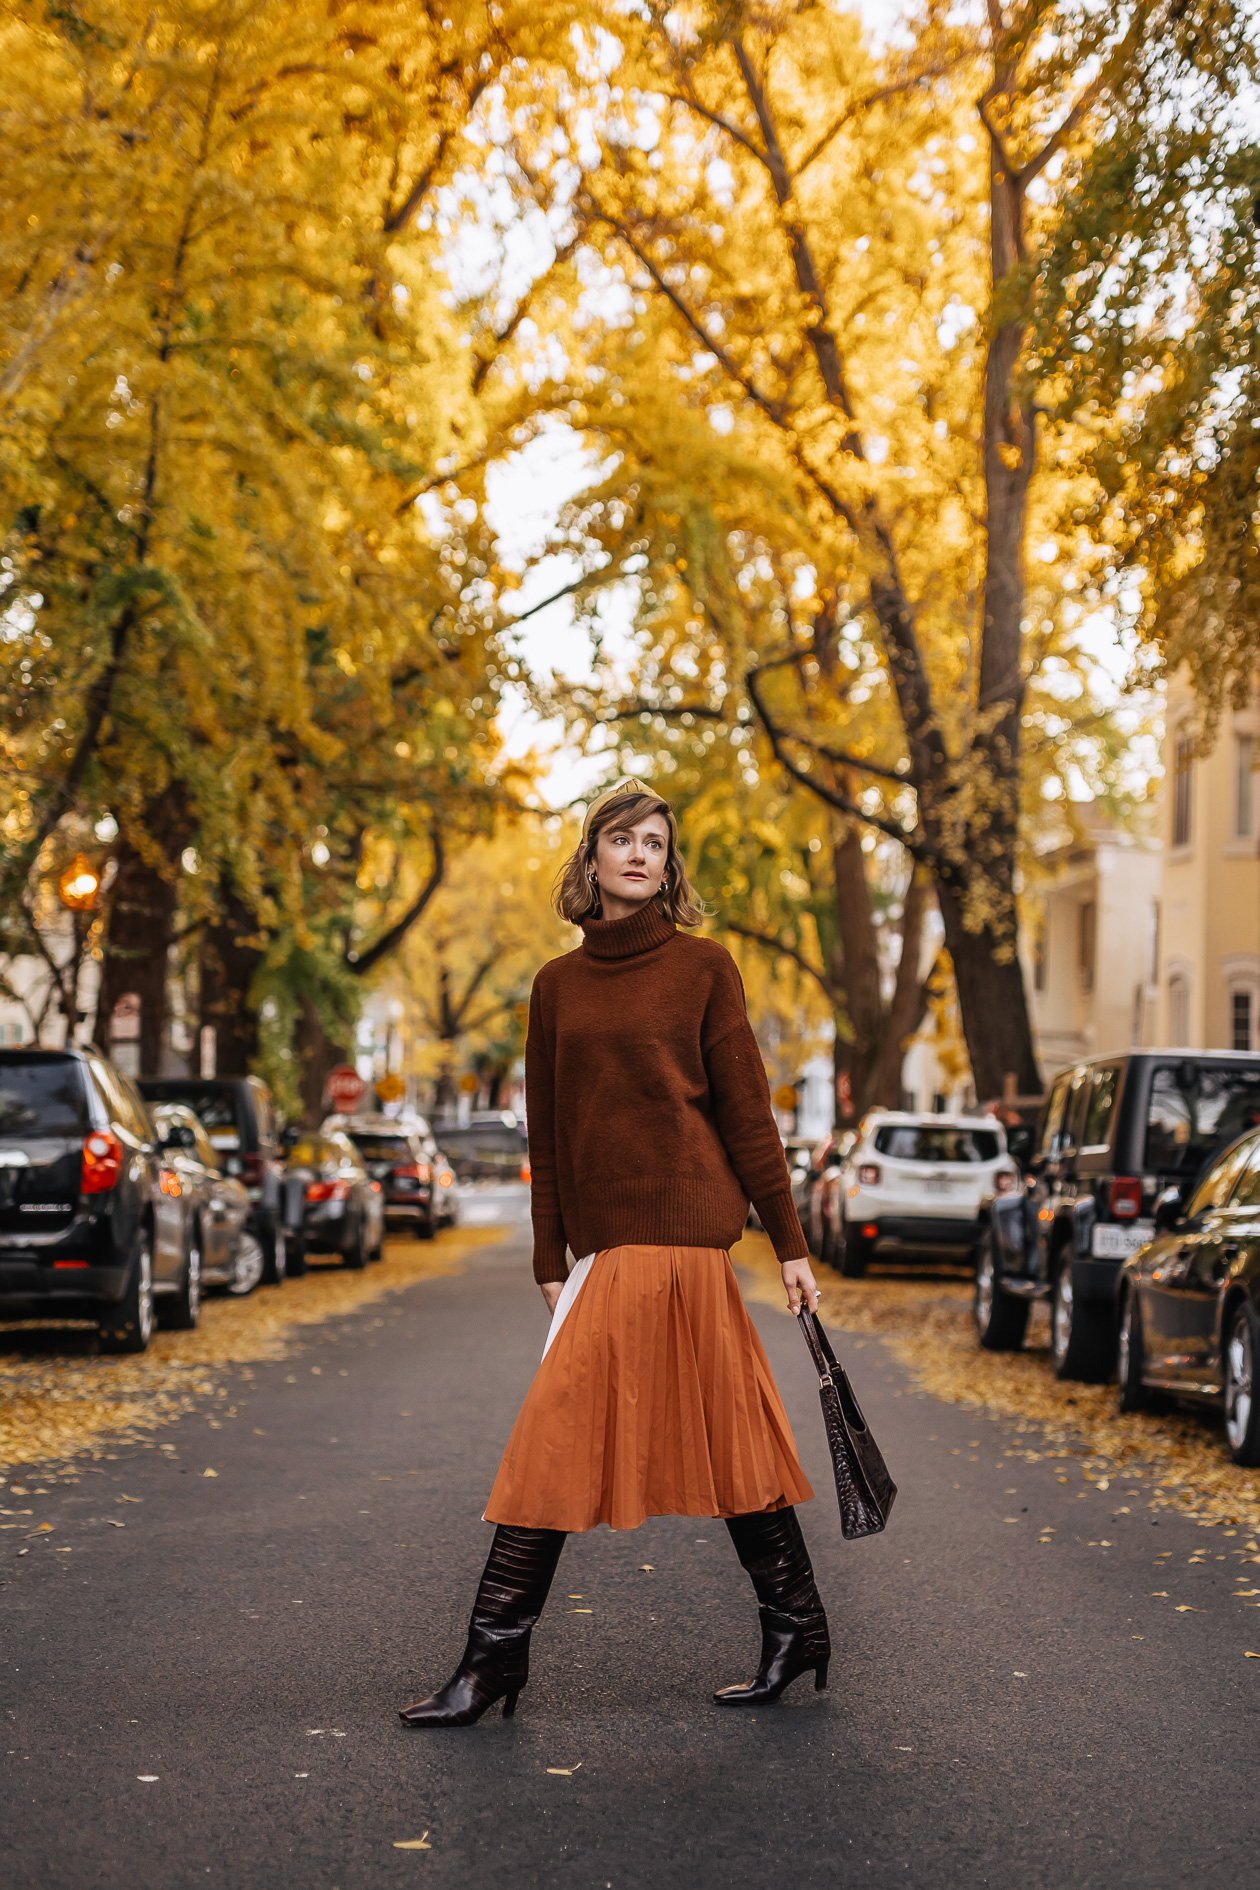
{"left": 417, "top": 1214, "right": 436, "bottom": 1242}
{"left": 343, "top": 1220, "right": 367, "bottom": 1270}
{"left": 837, "top": 1220, "right": 870, "bottom": 1279}
{"left": 1224, "top": 1299, "right": 1260, "bottom": 1466}
{"left": 1051, "top": 1262, "right": 1114, "bottom": 1383}
{"left": 974, "top": 1235, "right": 1029, "bottom": 1352}
{"left": 159, "top": 1223, "right": 202, "bottom": 1332}
{"left": 261, "top": 1223, "right": 287, "bottom": 1288}
{"left": 285, "top": 1233, "right": 307, "bottom": 1278}
{"left": 1116, "top": 1286, "right": 1149, "bottom": 1413}
{"left": 226, "top": 1233, "right": 265, "bottom": 1297}
{"left": 100, "top": 1233, "right": 155, "bottom": 1354}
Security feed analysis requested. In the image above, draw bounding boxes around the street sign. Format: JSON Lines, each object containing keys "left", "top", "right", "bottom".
{"left": 326, "top": 1064, "right": 367, "bottom": 1112}
{"left": 376, "top": 1072, "right": 406, "bottom": 1104}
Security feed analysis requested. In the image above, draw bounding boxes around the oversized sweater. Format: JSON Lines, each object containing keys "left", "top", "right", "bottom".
{"left": 525, "top": 901, "right": 808, "bottom": 1284}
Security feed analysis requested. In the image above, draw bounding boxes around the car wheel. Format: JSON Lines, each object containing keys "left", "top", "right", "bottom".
{"left": 974, "top": 1234, "right": 1029, "bottom": 1352}
{"left": 343, "top": 1220, "right": 367, "bottom": 1270}
{"left": 261, "top": 1224, "right": 287, "bottom": 1288}
{"left": 1051, "top": 1263, "right": 1114, "bottom": 1383}
{"left": 159, "top": 1223, "right": 202, "bottom": 1332}
{"left": 1224, "top": 1300, "right": 1260, "bottom": 1465}
{"left": 837, "top": 1220, "right": 869, "bottom": 1279}
{"left": 285, "top": 1233, "right": 307, "bottom": 1278}
{"left": 1116, "top": 1286, "right": 1149, "bottom": 1413}
{"left": 227, "top": 1233, "right": 265, "bottom": 1297}
{"left": 100, "top": 1234, "right": 155, "bottom": 1354}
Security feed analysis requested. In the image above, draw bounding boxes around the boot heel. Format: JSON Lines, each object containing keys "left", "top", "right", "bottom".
{"left": 814, "top": 1661, "right": 829, "bottom": 1692}
{"left": 502, "top": 1689, "right": 520, "bottom": 1718}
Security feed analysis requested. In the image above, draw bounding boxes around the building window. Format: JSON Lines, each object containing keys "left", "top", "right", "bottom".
{"left": 1169, "top": 975, "right": 1190, "bottom": 1045}
{"left": 1233, "top": 989, "right": 1254, "bottom": 1053}
{"left": 1237, "top": 736, "right": 1256, "bottom": 840}
{"left": 1173, "top": 734, "right": 1194, "bottom": 847}
{"left": 1078, "top": 900, "right": 1096, "bottom": 993}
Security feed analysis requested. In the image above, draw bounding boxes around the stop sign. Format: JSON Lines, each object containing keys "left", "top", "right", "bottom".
{"left": 325, "top": 1064, "right": 366, "bottom": 1113}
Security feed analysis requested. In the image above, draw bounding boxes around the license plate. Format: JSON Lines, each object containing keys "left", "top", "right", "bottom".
{"left": 1091, "top": 1221, "right": 1154, "bottom": 1259}
{"left": 922, "top": 1174, "right": 951, "bottom": 1194}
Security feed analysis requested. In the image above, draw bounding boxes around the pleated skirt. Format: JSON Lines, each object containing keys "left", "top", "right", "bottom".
{"left": 484, "top": 1244, "right": 814, "bottom": 1534}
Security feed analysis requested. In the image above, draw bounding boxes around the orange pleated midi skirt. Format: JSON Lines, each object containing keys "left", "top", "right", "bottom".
{"left": 484, "top": 1245, "right": 814, "bottom": 1533}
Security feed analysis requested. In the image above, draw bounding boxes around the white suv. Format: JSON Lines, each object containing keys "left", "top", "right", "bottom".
{"left": 821, "top": 1111, "right": 1020, "bottom": 1277}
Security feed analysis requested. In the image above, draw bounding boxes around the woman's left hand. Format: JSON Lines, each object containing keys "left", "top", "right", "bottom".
{"left": 781, "top": 1257, "right": 822, "bottom": 1316}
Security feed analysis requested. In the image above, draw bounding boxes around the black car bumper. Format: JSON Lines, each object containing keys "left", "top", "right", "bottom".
{"left": 0, "top": 1257, "right": 130, "bottom": 1319}
{"left": 864, "top": 1216, "right": 984, "bottom": 1254}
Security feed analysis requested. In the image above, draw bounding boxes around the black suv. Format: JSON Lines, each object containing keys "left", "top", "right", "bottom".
{"left": 0, "top": 1047, "right": 185, "bottom": 1351}
{"left": 139, "top": 1076, "right": 287, "bottom": 1283}
{"left": 974, "top": 1050, "right": 1260, "bottom": 1380}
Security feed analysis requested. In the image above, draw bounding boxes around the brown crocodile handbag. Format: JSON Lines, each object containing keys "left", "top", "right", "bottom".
{"left": 797, "top": 1306, "right": 897, "bottom": 1539}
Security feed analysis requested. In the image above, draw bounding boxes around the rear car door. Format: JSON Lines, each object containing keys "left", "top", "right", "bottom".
{"left": 1142, "top": 1138, "right": 1256, "bottom": 1382}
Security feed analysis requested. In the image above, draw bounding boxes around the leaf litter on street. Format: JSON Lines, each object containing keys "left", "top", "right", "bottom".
{"left": 734, "top": 1231, "right": 1260, "bottom": 1534}
{"left": 0, "top": 1226, "right": 502, "bottom": 1475}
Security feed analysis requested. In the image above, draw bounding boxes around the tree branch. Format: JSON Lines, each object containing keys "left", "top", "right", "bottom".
{"left": 724, "top": 920, "right": 839, "bottom": 1003}
{"left": 348, "top": 825, "right": 444, "bottom": 976}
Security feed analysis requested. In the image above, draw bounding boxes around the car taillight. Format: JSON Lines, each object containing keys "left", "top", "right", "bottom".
{"left": 857, "top": 1164, "right": 881, "bottom": 1186}
{"left": 1109, "top": 1176, "right": 1142, "bottom": 1220}
{"left": 394, "top": 1163, "right": 429, "bottom": 1181}
{"left": 521, "top": 1161, "right": 532, "bottom": 1183}
{"left": 159, "top": 1168, "right": 182, "bottom": 1198}
{"left": 995, "top": 1170, "right": 1018, "bottom": 1194}
{"left": 306, "top": 1179, "right": 350, "bottom": 1203}
{"left": 82, "top": 1130, "right": 123, "bottom": 1194}
{"left": 241, "top": 1152, "right": 265, "bottom": 1187}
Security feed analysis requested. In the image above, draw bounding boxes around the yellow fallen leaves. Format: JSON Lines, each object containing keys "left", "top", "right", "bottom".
{"left": 731, "top": 1231, "right": 1260, "bottom": 1534}
{"left": 393, "top": 1834, "right": 431, "bottom": 1850}
{"left": 0, "top": 1226, "right": 502, "bottom": 1473}
{"left": 546, "top": 1763, "right": 582, "bottom": 1776}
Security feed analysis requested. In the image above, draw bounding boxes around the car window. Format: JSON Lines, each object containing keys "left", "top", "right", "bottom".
{"left": 1081, "top": 1065, "right": 1121, "bottom": 1150}
{"left": 1186, "top": 1137, "right": 1260, "bottom": 1218}
{"left": 116, "top": 1072, "right": 155, "bottom": 1142}
{"left": 1036, "top": 1076, "right": 1072, "bottom": 1160}
{"left": 143, "top": 1083, "right": 241, "bottom": 1139}
{"left": 0, "top": 1056, "right": 89, "bottom": 1134}
{"left": 90, "top": 1058, "right": 148, "bottom": 1140}
{"left": 435, "top": 1125, "right": 527, "bottom": 1156}
{"left": 1224, "top": 1138, "right": 1260, "bottom": 1209}
{"left": 1063, "top": 1068, "right": 1093, "bottom": 1153}
{"left": 1145, "top": 1063, "right": 1260, "bottom": 1176}
{"left": 328, "top": 1131, "right": 365, "bottom": 1175}
{"left": 872, "top": 1125, "right": 1001, "bottom": 1163}
{"left": 349, "top": 1134, "right": 413, "bottom": 1162}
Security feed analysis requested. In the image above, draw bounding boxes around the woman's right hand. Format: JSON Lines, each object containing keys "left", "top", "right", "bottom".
{"left": 540, "top": 1279, "right": 564, "bottom": 1316}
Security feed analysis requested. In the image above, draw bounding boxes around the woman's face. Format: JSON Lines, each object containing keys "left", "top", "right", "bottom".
{"left": 591, "top": 814, "right": 671, "bottom": 915}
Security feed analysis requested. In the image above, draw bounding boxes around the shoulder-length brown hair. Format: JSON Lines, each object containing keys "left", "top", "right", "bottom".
{"left": 555, "top": 788, "right": 706, "bottom": 927}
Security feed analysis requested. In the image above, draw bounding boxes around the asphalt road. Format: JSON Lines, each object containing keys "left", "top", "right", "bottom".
{"left": 5, "top": 1195, "right": 1260, "bottom": 1889}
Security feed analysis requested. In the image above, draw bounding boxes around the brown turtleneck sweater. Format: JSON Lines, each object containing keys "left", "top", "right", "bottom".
{"left": 525, "top": 902, "right": 808, "bottom": 1283}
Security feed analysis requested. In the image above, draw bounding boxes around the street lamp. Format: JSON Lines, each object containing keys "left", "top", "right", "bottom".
{"left": 57, "top": 853, "right": 100, "bottom": 912}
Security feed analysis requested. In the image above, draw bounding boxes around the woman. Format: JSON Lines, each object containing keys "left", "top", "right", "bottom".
{"left": 400, "top": 780, "right": 827, "bottom": 1727}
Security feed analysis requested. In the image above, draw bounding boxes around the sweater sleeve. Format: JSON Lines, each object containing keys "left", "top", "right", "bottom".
{"left": 525, "top": 977, "right": 570, "bottom": 1285}
{"left": 703, "top": 955, "right": 809, "bottom": 1265}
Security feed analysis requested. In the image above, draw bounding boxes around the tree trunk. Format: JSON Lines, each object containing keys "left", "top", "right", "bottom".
{"left": 96, "top": 840, "right": 179, "bottom": 1075}
{"left": 935, "top": 877, "right": 1040, "bottom": 1099}
{"left": 200, "top": 883, "right": 264, "bottom": 1077}
{"left": 295, "top": 995, "right": 349, "bottom": 1127}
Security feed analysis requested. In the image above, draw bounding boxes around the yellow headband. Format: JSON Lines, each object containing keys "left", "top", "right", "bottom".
{"left": 580, "top": 777, "right": 659, "bottom": 844}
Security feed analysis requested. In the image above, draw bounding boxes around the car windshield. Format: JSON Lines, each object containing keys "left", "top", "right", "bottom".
{"left": 1145, "top": 1064, "right": 1260, "bottom": 1177}
{"left": 348, "top": 1135, "right": 412, "bottom": 1162}
{"left": 0, "top": 1057, "right": 88, "bottom": 1135}
{"left": 873, "top": 1125, "right": 1001, "bottom": 1164}
{"left": 436, "top": 1126, "right": 526, "bottom": 1156}
{"left": 144, "top": 1084, "right": 239, "bottom": 1133}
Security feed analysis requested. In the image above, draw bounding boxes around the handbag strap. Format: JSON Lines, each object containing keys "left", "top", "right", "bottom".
{"left": 797, "top": 1304, "right": 840, "bottom": 1384}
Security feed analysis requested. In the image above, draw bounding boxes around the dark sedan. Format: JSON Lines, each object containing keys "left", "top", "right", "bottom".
{"left": 1117, "top": 1129, "right": 1260, "bottom": 1462}
{"left": 286, "top": 1131, "right": 383, "bottom": 1269}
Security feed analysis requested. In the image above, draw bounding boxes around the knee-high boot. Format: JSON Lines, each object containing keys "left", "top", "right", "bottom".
{"left": 715, "top": 1506, "right": 830, "bottom": 1705}
{"left": 399, "top": 1525, "right": 566, "bottom": 1727}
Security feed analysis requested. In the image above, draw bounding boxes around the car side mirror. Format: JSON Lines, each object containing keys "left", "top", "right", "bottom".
{"left": 1154, "top": 1187, "right": 1184, "bottom": 1234}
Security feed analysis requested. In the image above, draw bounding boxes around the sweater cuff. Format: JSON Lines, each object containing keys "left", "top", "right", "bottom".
{"left": 756, "top": 1190, "right": 809, "bottom": 1266}
{"left": 531, "top": 1220, "right": 570, "bottom": 1286}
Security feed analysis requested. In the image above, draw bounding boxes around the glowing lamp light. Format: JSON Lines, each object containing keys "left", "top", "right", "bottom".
{"left": 58, "top": 853, "right": 100, "bottom": 912}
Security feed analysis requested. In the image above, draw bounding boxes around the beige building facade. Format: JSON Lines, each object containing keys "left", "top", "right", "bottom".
{"left": 1156, "top": 672, "right": 1260, "bottom": 1052}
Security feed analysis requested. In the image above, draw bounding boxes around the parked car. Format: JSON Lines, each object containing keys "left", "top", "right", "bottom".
{"left": 974, "top": 1050, "right": 1260, "bottom": 1381}
{"left": 139, "top": 1076, "right": 287, "bottom": 1285}
{"left": 433, "top": 1112, "right": 530, "bottom": 1183}
{"left": 148, "top": 1103, "right": 260, "bottom": 1300}
{"left": 287, "top": 1130, "right": 383, "bottom": 1268}
{"left": 1115, "top": 1127, "right": 1260, "bottom": 1461}
{"left": 797, "top": 1132, "right": 856, "bottom": 1257}
{"left": 0, "top": 1046, "right": 187, "bottom": 1352}
{"left": 323, "top": 1112, "right": 439, "bottom": 1239}
{"left": 822, "top": 1112, "right": 1019, "bottom": 1277}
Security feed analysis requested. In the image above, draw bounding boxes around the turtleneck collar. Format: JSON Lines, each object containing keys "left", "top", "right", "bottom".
{"left": 580, "top": 901, "right": 676, "bottom": 961}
